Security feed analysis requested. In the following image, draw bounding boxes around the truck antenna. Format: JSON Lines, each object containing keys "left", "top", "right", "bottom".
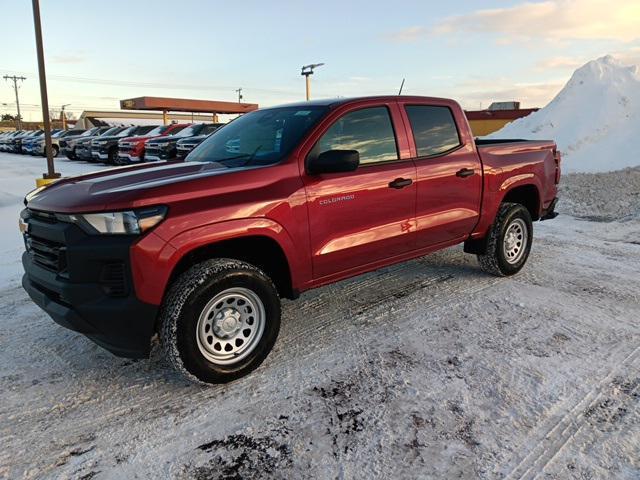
{"left": 398, "top": 78, "right": 405, "bottom": 95}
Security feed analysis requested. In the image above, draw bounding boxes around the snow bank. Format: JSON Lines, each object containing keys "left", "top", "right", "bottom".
{"left": 488, "top": 55, "right": 640, "bottom": 173}
{"left": 0, "top": 154, "right": 107, "bottom": 288}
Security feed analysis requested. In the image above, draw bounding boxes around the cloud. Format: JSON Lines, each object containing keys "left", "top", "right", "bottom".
{"left": 535, "top": 56, "right": 585, "bottom": 70}
{"left": 452, "top": 81, "right": 564, "bottom": 109}
{"left": 390, "top": 1, "right": 640, "bottom": 43}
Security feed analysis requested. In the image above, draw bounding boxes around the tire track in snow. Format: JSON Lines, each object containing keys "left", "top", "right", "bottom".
{"left": 505, "top": 345, "right": 640, "bottom": 480}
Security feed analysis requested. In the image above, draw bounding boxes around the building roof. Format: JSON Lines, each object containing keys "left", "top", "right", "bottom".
{"left": 120, "top": 96, "right": 258, "bottom": 114}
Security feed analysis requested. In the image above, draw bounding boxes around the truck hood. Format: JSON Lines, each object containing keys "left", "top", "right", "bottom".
{"left": 178, "top": 134, "right": 208, "bottom": 144}
{"left": 26, "top": 160, "right": 237, "bottom": 213}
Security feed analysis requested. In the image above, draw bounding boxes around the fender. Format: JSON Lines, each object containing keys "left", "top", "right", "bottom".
{"left": 131, "top": 217, "right": 307, "bottom": 306}
{"left": 471, "top": 176, "right": 542, "bottom": 240}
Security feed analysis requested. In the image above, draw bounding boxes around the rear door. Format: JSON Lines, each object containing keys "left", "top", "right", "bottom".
{"left": 400, "top": 102, "right": 482, "bottom": 248}
{"left": 302, "top": 103, "right": 417, "bottom": 279}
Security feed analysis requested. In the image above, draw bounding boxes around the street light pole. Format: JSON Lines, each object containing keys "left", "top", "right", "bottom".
{"left": 301, "top": 63, "right": 325, "bottom": 101}
{"left": 31, "top": 0, "right": 59, "bottom": 182}
{"left": 61, "top": 103, "right": 71, "bottom": 130}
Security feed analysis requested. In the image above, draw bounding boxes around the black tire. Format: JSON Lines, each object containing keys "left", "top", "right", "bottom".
{"left": 46, "top": 145, "right": 59, "bottom": 158}
{"left": 67, "top": 148, "right": 76, "bottom": 160}
{"left": 159, "top": 258, "right": 281, "bottom": 384}
{"left": 477, "top": 202, "right": 533, "bottom": 277}
{"left": 108, "top": 148, "right": 118, "bottom": 165}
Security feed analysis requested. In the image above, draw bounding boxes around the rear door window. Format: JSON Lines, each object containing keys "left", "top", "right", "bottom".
{"left": 405, "top": 105, "right": 461, "bottom": 157}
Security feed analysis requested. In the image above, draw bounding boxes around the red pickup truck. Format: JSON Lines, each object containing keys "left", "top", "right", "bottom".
{"left": 20, "top": 96, "right": 560, "bottom": 384}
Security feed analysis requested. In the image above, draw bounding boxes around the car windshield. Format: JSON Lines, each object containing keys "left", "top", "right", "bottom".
{"left": 80, "top": 128, "right": 98, "bottom": 137}
{"left": 167, "top": 125, "right": 189, "bottom": 136}
{"left": 172, "top": 125, "right": 200, "bottom": 137}
{"left": 187, "top": 106, "right": 328, "bottom": 168}
{"left": 100, "top": 127, "right": 121, "bottom": 136}
{"left": 117, "top": 127, "right": 136, "bottom": 137}
{"left": 144, "top": 125, "right": 168, "bottom": 136}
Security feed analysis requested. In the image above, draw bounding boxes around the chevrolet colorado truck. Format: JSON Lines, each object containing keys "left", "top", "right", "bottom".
{"left": 20, "top": 96, "right": 560, "bottom": 384}
{"left": 116, "top": 123, "right": 189, "bottom": 165}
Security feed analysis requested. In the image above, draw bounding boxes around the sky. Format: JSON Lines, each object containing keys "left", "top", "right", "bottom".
{"left": 1, "top": 0, "right": 639, "bottom": 121}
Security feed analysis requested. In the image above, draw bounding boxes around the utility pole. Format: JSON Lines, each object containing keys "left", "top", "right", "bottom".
{"left": 3, "top": 75, "right": 26, "bottom": 130}
{"left": 235, "top": 88, "right": 243, "bottom": 103}
{"left": 60, "top": 104, "right": 70, "bottom": 130}
{"left": 31, "top": 0, "right": 60, "bottom": 182}
{"left": 301, "top": 63, "right": 324, "bottom": 101}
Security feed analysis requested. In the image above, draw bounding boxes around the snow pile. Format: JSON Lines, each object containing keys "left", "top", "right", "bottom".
{"left": 488, "top": 55, "right": 640, "bottom": 173}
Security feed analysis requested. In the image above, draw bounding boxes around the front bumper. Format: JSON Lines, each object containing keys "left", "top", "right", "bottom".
{"left": 117, "top": 152, "right": 142, "bottom": 163}
{"left": 21, "top": 211, "right": 158, "bottom": 358}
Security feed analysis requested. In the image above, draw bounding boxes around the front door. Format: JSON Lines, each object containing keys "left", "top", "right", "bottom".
{"left": 303, "top": 105, "right": 417, "bottom": 279}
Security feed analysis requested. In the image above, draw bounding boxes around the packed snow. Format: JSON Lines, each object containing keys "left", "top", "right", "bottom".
{"left": 1, "top": 131, "right": 639, "bottom": 478}
{"left": 488, "top": 55, "right": 640, "bottom": 174}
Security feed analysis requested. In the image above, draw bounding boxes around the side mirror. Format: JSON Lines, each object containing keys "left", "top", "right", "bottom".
{"left": 307, "top": 149, "right": 359, "bottom": 175}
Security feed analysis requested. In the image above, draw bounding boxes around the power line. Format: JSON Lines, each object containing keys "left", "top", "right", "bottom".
{"left": 3, "top": 75, "right": 26, "bottom": 129}
{"left": 0, "top": 69, "right": 300, "bottom": 97}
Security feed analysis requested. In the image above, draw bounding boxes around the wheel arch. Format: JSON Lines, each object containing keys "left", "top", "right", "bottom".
{"left": 167, "top": 234, "right": 296, "bottom": 300}
{"left": 501, "top": 182, "right": 541, "bottom": 221}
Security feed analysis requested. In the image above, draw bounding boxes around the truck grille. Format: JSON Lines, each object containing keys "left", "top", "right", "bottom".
{"left": 26, "top": 235, "right": 67, "bottom": 273}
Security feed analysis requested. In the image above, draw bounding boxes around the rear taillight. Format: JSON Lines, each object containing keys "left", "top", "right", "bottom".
{"left": 554, "top": 149, "right": 561, "bottom": 184}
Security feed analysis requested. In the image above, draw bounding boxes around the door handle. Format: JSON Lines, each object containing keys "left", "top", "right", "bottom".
{"left": 388, "top": 177, "right": 413, "bottom": 189}
{"left": 456, "top": 168, "right": 475, "bottom": 178}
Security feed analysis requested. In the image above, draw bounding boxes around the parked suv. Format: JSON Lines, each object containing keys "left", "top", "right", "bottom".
{"left": 61, "top": 127, "right": 112, "bottom": 160}
{"left": 147, "top": 123, "right": 223, "bottom": 161}
{"left": 28, "top": 129, "right": 79, "bottom": 157}
{"left": 117, "top": 123, "right": 188, "bottom": 165}
{"left": 91, "top": 125, "right": 157, "bottom": 164}
{"left": 75, "top": 127, "right": 126, "bottom": 161}
{"left": 175, "top": 123, "right": 225, "bottom": 158}
{"left": 21, "top": 96, "right": 560, "bottom": 384}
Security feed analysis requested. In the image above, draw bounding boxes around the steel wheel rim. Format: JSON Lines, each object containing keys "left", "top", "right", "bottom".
{"left": 503, "top": 218, "right": 528, "bottom": 264}
{"left": 196, "top": 287, "right": 266, "bottom": 365}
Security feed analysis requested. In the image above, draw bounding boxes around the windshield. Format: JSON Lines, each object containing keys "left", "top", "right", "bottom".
{"left": 80, "top": 128, "right": 98, "bottom": 137}
{"left": 167, "top": 124, "right": 188, "bottom": 136}
{"left": 145, "top": 125, "right": 168, "bottom": 137}
{"left": 172, "top": 124, "right": 201, "bottom": 138}
{"left": 187, "top": 106, "right": 328, "bottom": 167}
{"left": 117, "top": 127, "right": 136, "bottom": 137}
{"left": 100, "top": 127, "right": 121, "bottom": 136}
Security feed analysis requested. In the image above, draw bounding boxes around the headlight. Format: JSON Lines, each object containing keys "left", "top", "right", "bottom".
{"left": 59, "top": 206, "right": 167, "bottom": 235}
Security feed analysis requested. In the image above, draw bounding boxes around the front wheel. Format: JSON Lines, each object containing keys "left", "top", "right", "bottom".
{"left": 159, "top": 259, "right": 281, "bottom": 384}
{"left": 477, "top": 202, "right": 533, "bottom": 276}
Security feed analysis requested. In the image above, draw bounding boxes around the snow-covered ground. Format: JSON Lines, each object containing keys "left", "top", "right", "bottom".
{"left": 488, "top": 56, "right": 640, "bottom": 174}
{"left": 1, "top": 152, "right": 639, "bottom": 479}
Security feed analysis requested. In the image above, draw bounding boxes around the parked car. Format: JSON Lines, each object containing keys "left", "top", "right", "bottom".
{"left": 30, "top": 129, "right": 86, "bottom": 157}
{"left": 61, "top": 127, "right": 112, "bottom": 160}
{"left": 20, "top": 95, "right": 560, "bottom": 384}
{"left": 91, "top": 125, "right": 157, "bottom": 164}
{"left": 0, "top": 131, "right": 22, "bottom": 152}
{"left": 75, "top": 127, "right": 127, "bottom": 161}
{"left": 23, "top": 130, "right": 62, "bottom": 155}
{"left": 117, "top": 123, "right": 189, "bottom": 165}
{"left": 9, "top": 130, "right": 43, "bottom": 154}
{"left": 147, "top": 123, "right": 224, "bottom": 161}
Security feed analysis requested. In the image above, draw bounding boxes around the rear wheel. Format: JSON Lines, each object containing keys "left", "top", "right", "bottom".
{"left": 477, "top": 202, "right": 533, "bottom": 276}
{"left": 159, "top": 258, "right": 281, "bottom": 384}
